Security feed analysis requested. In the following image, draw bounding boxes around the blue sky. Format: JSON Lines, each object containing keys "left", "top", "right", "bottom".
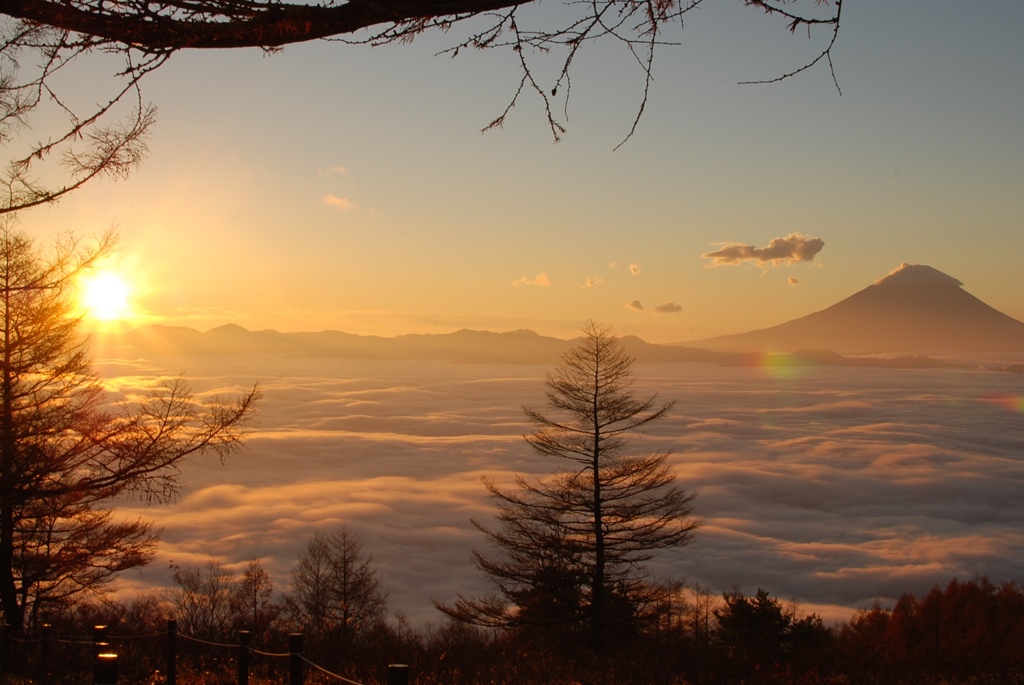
{"left": 25, "top": 0, "right": 1024, "bottom": 341}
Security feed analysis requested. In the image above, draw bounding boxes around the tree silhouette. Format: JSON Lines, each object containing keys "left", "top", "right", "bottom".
{"left": 438, "top": 321, "right": 700, "bottom": 652}
{"left": 286, "top": 526, "right": 388, "bottom": 652}
{"left": 0, "top": 227, "right": 260, "bottom": 630}
{"left": 713, "top": 587, "right": 833, "bottom": 684}
{"left": 838, "top": 577, "right": 1024, "bottom": 683}
{"left": 231, "top": 558, "right": 281, "bottom": 644}
{"left": 167, "top": 560, "right": 236, "bottom": 641}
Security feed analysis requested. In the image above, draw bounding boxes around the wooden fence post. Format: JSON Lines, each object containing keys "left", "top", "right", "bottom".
{"left": 38, "top": 623, "right": 53, "bottom": 685}
{"left": 387, "top": 663, "right": 410, "bottom": 685}
{"left": 93, "top": 625, "right": 108, "bottom": 656}
{"left": 289, "top": 633, "right": 304, "bottom": 685}
{"left": 237, "top": 630, "right": 250, "bottom": 685}
{"left": 93, "top": 626, "right": 118, "bottom": 685}
{"left": 166, "top": 619, "right": 177, "bottom": 685}
{"left": 93, "top": 653, "right": 118, "bottom": 685}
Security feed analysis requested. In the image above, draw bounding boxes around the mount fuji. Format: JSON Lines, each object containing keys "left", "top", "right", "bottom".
{"left": 684, "top": 263, "right": 1024, "bottom": 354}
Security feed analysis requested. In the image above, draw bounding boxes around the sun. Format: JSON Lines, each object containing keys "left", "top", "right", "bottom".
{"left": 79, "top": 271, "right": 133, "bottom": 321}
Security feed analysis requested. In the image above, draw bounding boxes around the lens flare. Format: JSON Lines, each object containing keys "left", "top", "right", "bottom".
{"left": 982, "top": 392, "right": 1024, "bottom": 414}
{"left": 759, "top": 353, "right": 805, "bottom": 380}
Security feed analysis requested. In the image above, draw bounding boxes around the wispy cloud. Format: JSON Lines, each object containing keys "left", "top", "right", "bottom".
{"left": 323, "top": 195, "right": 353, "bottom": 210}
{"left": 788, "top": 277, "right": 800, "bottom": 286}
{"left": 608, "top": 261, "right": 619, "bottom": 270}
{"left": 654, "top": 302, "right": 682, "bottom": 314}
{"left": 702, "top": 233, "right": 824, "bottom": 267}
{"left": 583, "top": 277, "right": 604, "bottom": 288}
{"left": 512, "top": 273, "right": 552, "bottom": 287}
{"left": 625, "top": 300, "right": 644, "bottom": 311}
{"left": 629, "top": 263, "right": 642, "bottom": 276}
{"left": 318, "top": 165, "right": 349, "bottom": 175}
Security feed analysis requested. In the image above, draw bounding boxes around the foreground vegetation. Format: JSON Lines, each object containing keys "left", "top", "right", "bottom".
{"left": 2, "top": 575, "right": 1022, "bottom": 684}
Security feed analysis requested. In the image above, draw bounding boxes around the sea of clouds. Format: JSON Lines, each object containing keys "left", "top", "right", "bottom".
{"left": 100, "top": 355, "right": 1024, "bottom": 627}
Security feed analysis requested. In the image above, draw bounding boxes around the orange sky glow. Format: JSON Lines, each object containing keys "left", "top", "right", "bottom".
{"left": 20, "top": 0, "right": 1023, "bottom": 342}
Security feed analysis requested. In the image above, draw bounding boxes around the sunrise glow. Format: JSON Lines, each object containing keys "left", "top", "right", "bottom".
{"left": 78, "top": 271, "right": 133, "bottom": 321}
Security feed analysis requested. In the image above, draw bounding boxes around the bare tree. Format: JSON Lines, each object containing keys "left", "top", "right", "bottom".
{"left": 688, "top": 581, "right": 718, "bottom": 649}
{"left": 286, "top": 526, "right": 388, "bottom": 647}
{"left": 286, "top": 531, "right": 334, "bottom": 639}
{"left": 167, "top": 560, "right": 236, "bottom": 641}
{"left": 231, "top": 558, "right": 280, "bottom": 644}
{"left": 438, "top": 321, "right": 700, "bottom": 651}
{"left": 0, "top": 226, "right": 260, "bottom": 630}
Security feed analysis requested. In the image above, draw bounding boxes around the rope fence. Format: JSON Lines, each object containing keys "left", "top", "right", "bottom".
{"left": 0, "top": 620, "right": 411, "bottom": 685}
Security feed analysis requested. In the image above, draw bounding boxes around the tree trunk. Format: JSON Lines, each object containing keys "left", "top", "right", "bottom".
{"left": 590, "top": 354, "right": 605, "bottom": 650}
{"left": 0, "top": 279, "right": 23, "bottom": 630}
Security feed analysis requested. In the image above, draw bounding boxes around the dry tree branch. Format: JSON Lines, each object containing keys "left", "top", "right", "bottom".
{"left": 0, "top": 21, "right": 164, "bottom": 214}
{"left": 0, "top": 0, "right": 842, "bottom": 204}
{"left": 739, "top": 0, "right": 843, "bottom": 93}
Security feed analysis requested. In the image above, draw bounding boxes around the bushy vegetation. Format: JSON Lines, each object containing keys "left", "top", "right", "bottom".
{"left": 2, "top": 572, "right": 1023, "bottom": 684}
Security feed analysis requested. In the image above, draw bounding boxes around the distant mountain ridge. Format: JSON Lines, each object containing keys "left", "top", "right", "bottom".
{"left": 107, "top": 323, "right": 948, "bottom": 370}
{"left": 103, "top": 264, "right": 1022, "bottom": 367}
{"left": 683, "top": 263, "right": 1024, "bottom": 355}
{"left": 114, "top": 325, "right": 575, "bottom": 363}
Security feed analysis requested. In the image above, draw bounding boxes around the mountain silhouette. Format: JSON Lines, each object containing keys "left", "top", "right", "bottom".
{"left": 111, "top": 322, "right": 952, "bottom": 369}
{"left": 114, "top": 325, "right": 575, "bottom": 363}
{"left": 684, "top": 263, "right": 1024, "bottom": 354}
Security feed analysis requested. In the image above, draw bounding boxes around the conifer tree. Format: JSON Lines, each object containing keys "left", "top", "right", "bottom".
{"left": 0, "top": 227, "right": 259, "bottom": 630}
{"left": 439, "top": 321, "right": 700, "bottom": 650}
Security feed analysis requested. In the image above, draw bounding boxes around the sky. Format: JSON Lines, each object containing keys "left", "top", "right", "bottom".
{"left": 15, "top": 0, "right": 1024, "bottom": 342}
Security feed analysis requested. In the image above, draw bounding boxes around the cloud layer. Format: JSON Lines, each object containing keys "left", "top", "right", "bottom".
{"left": 703, "top": 233, "right": 824, "bottom": 267}
{"left": 107, "top": 357, "right": 1024, "bottom": 627}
